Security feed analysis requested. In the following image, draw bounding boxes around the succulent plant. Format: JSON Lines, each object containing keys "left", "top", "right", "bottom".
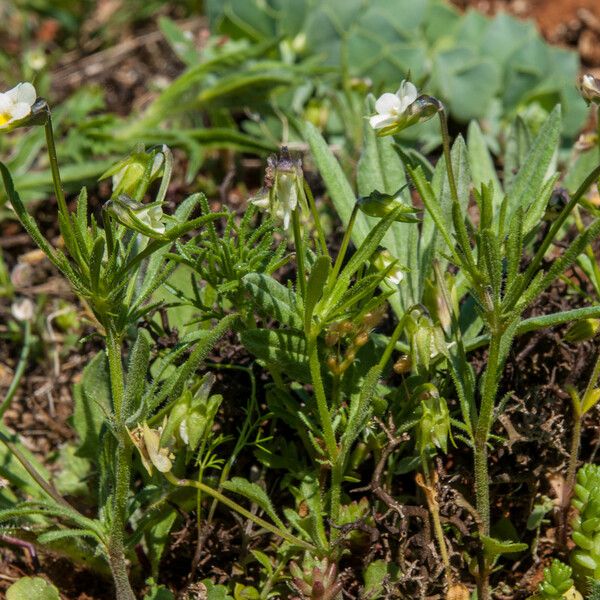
{"left": 570, "top": 464, "right": 600, "bottom": 583}
{"left": 535, "top": 560, "right": 581, "bottom": 600}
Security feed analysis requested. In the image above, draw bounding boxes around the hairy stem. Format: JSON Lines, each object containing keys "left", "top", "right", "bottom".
{"left": 105, "top": 328, "right": 135, "bottom": 600}
{"left": 473, "top": 330, "right": 502, "bottom": 535}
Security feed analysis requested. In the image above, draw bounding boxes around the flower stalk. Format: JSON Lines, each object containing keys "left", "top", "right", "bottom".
{"left": 105, "top": 328, "right": 135, "bottom": 600}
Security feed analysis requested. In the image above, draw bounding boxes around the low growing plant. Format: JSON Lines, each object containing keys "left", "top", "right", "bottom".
{"left": 2, "top": 64, "right": 600, "bottom": 599}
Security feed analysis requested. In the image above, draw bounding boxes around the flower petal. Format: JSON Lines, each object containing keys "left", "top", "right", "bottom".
{"left": 375, "top": 92, "right": 401, "bottom": 116}
{"left": 10, "top": 103, "right": 31, "bottom": 121}
{"left": 369, "top": 113, "right": 397, "bottom": 130}
{"left": 397, "top": 80, "right": 418, "bottom": 111}
{"left": 0, "top": 94, "right": 13, "bottom": 114}
{"left": 14, "top": 82, "right": 36, "bottom": 106}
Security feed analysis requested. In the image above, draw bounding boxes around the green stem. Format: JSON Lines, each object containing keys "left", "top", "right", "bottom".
{"left": 44, "top": 115, "right": 69, "bottom": 218}
{"left": 303, "top": 180, "right": 328, "bottom": 257}
{"left": 105, "top": 328, "right": 135, "bottom": 600}
{"left": 0, "top": 320, "right": 31, "bottom": 419}
{"left": 330, "top": 459, "right": 344, "bottom": 542}
{"left": 308, "top": 340, "right": 338, "bottom": 462}
{"left": 163, "top": 472, "right": 315, "bottom": 552}
{"left": 420, "top": 466, "right": 451, "bottom": 582}
{"left": 438, "top": 109, "right": 459, "bottom": 206}
{"left": 473, "top": 330, "right": 502, "bottom": 535}
{"left": 331, "top": 203, "right": 359, "bottom": 283}
{"left": 0, "top": 429, "right": 72, "bottom": 509}
{"left": 292, "top": 208, "right": 306, "bottom": 298}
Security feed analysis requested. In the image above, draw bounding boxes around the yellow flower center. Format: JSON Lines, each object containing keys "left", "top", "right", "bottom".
{"left": 0, "top": 113, "right": 10, "bottom": 126}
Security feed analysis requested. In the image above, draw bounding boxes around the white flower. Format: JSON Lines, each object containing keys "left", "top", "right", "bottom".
{"left": 11, "top": 297, "right": 35, "bottom": 321}
{"left": 250, "top": 148, "right": 306, "bottom": 230}
{"left": 369, "top": 80, "right": 418, "bottom": 131}
{"left": 0, "top": 83, "right": 36, "bottom": 130}
{"left": 274, "top": 170, "right": 298, "bottom": 230}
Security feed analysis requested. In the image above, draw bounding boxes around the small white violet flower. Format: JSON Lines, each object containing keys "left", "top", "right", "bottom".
{"left": 0, "top": 82, "right": 37, "bottom": 130}
{"left": 250, "top": 148, "right": 307, "bottom": 230}
{"left": 369, "top": 80, "right": 418, "bottom": 131}
{"left": 11, "top": 297, "right": 35, "bottom": 322}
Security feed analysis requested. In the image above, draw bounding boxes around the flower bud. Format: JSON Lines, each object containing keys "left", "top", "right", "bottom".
{"left": 340, "top": 320, "right": 354, "bottom": 335}
{"left": 354, "top": 331, "right": 369, "bottom": 347}
{"left": 162, "top": 374, "right": 220, "bottom": 451}
{"left": 326, "top": 355, "right": 339, "bottom": 374}
{"left": 101, "top": 146, "right": 166, "bottom": 199}
{"left": 393, "top": 355, "right": 412, "bottom": 374}
{"left": 107, "top": 195, "right": 166, "bottom": 239}
{"left": 581, "top": 74, "right": 600, "bottom": 106}
{"left": 565, "top": 318, "right": 600, "bottom": 343}
{"left": 357, "top": 188, "right": 419, "bottom": 222}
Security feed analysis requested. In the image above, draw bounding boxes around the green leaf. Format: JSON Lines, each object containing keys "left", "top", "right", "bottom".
{"left": 148, "top": 313, "right": 237, "bottom": 413}
{"left": 467, "top": 120, "right": 503, "bottom": 214}
{"left": 303, "top": 121, "right": 370, "bottom": 242}
{"left": 6, "top": 577, "right": 60, "bottom": 600}
{"left": 504, "top": 116, "right": 532, "bottom": 193}
{"left": 234, "top": 584, "right": 260, "bottom": 600}
{"left": 73, "top": 351, "right": 111, "bottom": 460}
{"left": 53, "top": 445, "right": 91, "bottom": 498}
{"left": 124, "top": 329, "right": 151, "bottom": 419}
{"left": 305, "top": 255, "right": 331, "bottom": 331}
{"left": 481, "top": 534, "right": 527, "bottom": 561}
{"left": 363, "top": 559, "right": 400, "bottom": 598}
{"left": 420, "top": 135, "right": 471, "bottom": 279}
{"left": 522, "top": 173, "right": 559, "bottom": 237}
{"left": 432, "top": 48, "right": 501, "bottom": 121}
{"left": 158, "top": 17, "right": 199, "bottom": 66}
{"left": 240, "top": 329, "right": 310, "bottom": 383}
{"left": 505, "top": 206, "right": 524, "bottom": 289}
{"left": 145, "top": 509, "right": 178, "bottom": 578}
{"left": 36, "top": 528, "right": 101, "bottom": 545}
{"left": 505, "top": 106, "right": 560, "bottom": 223}
{"left": 222, "top": 477, "right": 286, "bottom": 531}
{"left": 241, "top": 273, "right": 302, "bottom": 329}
